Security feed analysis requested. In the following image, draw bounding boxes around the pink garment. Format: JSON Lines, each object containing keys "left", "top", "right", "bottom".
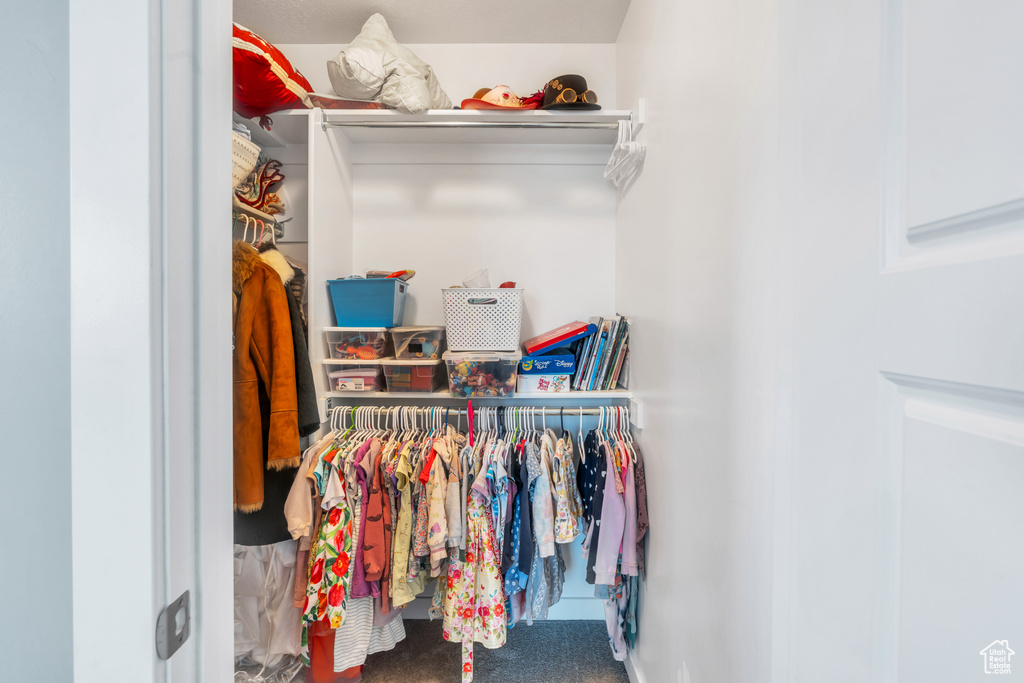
{"left": 350, "top": 439, "right": 377, "bottom": 599}
{"left": 593, "top": 443, "right": 625, "bottom": 585}
{"left": 620, "top": 456, "right": 638, "bottom": 576}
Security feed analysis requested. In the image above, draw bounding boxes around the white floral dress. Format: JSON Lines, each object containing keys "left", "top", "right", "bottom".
{"left": 442, "top": 441, "right": 507, "bottom": 681}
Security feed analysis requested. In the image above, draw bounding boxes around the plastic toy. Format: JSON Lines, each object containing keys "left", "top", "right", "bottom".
{"left": 396, "top": 334, "right": 441, "bottom": 359}
{"left": 331, "top": 331, "right": 389, "bottom": 360}
{"left": 447, "top": 358, "right": 517, "bottom": 397}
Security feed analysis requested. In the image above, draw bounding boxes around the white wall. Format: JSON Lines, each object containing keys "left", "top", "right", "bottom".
{"left": 615, "top": 1, "right": 780, "bottom": 682}
{"left": 352, "top": 158, "right": 617, "bottom": 338}
{"left": 278, "top": 43, "right": 617, "bottom": 108}
{"left": 0, "top": 3, "right": 73, "bottom": 681}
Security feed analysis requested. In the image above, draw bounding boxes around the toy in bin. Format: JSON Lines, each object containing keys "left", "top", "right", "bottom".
{"left": 443, "top": 350, "right": 521, "bottom": 398}
{"left": 381, "top": 359, "right": 444, "bottom": 393}
{"left": 324, "top": 327, "right": 391, "bottom": 360}
{"left": 391, "top": 326, "right": 446, "bottom": 360}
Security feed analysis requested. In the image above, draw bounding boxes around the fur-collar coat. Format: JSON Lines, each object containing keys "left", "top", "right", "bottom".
{"left": 233, "top": 241, "right": 300, "bottom": 512}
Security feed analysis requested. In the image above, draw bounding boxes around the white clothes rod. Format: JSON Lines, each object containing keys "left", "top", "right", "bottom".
{"left": 325, "top": 400, "right": 642, "bottom": 428}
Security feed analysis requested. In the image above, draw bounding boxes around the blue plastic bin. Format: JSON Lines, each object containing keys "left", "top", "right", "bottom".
{"left": 327, "top": 278, "right": 409, "bottom": 327}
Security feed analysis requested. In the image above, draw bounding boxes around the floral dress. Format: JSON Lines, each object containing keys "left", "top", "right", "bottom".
{"left": 442, "top": 441, "right": 507, "bottom": 682}
{"left": 302, "top": 459, "right": 354, "bottom": 629}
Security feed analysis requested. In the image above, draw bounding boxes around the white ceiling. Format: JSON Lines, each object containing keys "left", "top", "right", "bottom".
{"left": 233, "top": 0, "right": 632, "bottom": 44}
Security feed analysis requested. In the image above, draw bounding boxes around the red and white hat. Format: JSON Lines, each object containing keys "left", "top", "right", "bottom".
{"left": 460, "top": 86, "right": 539, "bottom": 110}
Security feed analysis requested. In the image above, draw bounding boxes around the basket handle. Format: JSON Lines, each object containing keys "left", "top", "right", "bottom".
{"left": 467, "top": 298, "right": 498, "bottom": 305}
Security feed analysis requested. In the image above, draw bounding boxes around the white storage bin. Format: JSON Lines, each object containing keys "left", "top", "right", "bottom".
{"left": 442, "top": 288, "right": 524, "bottom": 351}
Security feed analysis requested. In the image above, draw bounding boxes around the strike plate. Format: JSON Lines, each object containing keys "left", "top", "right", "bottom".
{"left": 156, "top": 590, "right": 191, "bottom": 660}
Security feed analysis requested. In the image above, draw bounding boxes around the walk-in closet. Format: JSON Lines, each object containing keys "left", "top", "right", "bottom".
{"left": 15, "top": 0, "right": 1022, "bottom": 682}
{"left": 229, "top": 3, "right": 649, "bottom": 680}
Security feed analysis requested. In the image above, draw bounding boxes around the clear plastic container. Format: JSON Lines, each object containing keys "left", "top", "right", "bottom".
{"left": 323, "top": 327, "right": 391, "bottom": 360}
{"left": 442, "top": 350, "right": 522, "bottom": 398}
{"left": 390, "top": 326, "right": 447, "bottom": 360}
{"left": 381, "top": 358, "right": 444, "bottom": 393}
{"left": 323, "top": 360, "right": 385, "bottom": 392}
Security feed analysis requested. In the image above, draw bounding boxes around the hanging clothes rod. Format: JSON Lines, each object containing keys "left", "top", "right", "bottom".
{"left": 327, "top": 405, "right": 621, "bottom": 417}
{"left": 320, "top": 118, "right": 622, "bottom": 132}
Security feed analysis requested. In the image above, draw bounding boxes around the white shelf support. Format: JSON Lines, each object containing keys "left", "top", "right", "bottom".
{"left": 629, "top": 396, "right": 644, "bottom": 429}
{"left": 631, "top": 98, "right": 646, "bottom": 139}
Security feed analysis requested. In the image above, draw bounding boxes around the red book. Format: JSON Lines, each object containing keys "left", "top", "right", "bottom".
{"left": 523, "top": 321, "right": 597, "bottom": 356}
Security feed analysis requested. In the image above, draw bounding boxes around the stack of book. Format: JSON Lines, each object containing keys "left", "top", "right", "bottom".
{"left": 572, "top": 315, "right": 630, "bottom": 392}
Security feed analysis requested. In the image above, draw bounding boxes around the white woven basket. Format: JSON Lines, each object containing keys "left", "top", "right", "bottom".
{"left": 232, "top": 131, "right": 260, "bottom": 189}
{"left": 442, "top": 288, "right": 523, "bottom": 351}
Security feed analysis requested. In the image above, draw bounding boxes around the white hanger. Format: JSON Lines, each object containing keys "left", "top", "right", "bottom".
{"left": 577, "top": 406, "right": 586, "bottom": 463}
{"left": 604, "top": 118, "right": 646, "bottom": 190}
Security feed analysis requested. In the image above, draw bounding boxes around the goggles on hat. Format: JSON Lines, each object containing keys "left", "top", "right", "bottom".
{"left": 552, "top": 87, "right": 598, "bottom": 105}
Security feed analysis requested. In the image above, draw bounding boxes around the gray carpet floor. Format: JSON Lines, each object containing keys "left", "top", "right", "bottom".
{"left": 361, "top": 620, "right": 629, "bottom": 683}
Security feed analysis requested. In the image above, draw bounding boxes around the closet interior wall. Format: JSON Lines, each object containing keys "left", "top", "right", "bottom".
{"left": 614, "top": 0, "right": 780, "bottom": 682}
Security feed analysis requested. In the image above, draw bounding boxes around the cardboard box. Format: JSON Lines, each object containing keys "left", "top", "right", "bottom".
{"left": 520, "top": 348, "right": 576, "bottom": 375}
{"left": 517, "top": 374, "right": 571, "bottom": 393}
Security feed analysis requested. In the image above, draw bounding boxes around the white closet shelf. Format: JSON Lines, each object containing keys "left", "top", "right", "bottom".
{"left": 232, "top": 197, "right": 278, "bottom": 223}
{"left": 233, "top": 110, "right": 309, "bottom": 148}
{"left": 324, "top": 389, "right": 633, "bottom": 400}
{"left": 323, "top": 109, "right": 633, "bottom": 145}
{"left": 235, "top": 109, "right": 634, "bottom": 147}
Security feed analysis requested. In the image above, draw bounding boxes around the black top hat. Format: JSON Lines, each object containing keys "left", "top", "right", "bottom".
{"left": 541, "top": 74, "right": 601, "bottom": 110}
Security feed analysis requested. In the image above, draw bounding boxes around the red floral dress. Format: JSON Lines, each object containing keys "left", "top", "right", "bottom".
{"left": 442, "top": 442, "right": 506, "bottom": 682}
{"left": 303, "top": 465, "right": 353, "bottom": 629}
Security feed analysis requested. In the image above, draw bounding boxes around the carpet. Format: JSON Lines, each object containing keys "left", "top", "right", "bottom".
{"left": 361, "top": 619, "right": 629, "bottom": 683}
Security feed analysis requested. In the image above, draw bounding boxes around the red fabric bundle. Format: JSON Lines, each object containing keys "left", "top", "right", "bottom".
{"left": 233, "top": 23, "right": 313, "bottom": 121}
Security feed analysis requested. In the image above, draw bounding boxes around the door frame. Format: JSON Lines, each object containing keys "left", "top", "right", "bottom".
{"left": 69, "top": 0, "right": 233, "bottom": 680}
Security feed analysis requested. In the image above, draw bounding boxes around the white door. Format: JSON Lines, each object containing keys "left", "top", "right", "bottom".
{"left": 775, "top": 0, "right": 1024, "bottom": 681}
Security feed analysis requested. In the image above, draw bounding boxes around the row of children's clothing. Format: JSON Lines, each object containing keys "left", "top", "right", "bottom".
{"left": 278, "top": 406, "right": 648, "bottom": 682}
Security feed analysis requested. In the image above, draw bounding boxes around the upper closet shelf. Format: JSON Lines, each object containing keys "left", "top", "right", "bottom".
{"left": 321, "top": 109, "right": 633, "bottom": 145}
{"left": 235, "top": 109, "right": 634, "bottom": 147}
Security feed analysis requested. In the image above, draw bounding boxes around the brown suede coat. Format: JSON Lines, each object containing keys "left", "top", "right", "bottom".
{"left": 233, "top": 241, "right": 300, "bottom": 512}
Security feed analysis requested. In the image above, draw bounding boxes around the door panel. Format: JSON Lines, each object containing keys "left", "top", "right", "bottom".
{"left": 904, "top": 0, "right": 1024, "bottom": 227}
{"left": 780, "top": 0, "right": 1024, "bottom": 681}
{"left": 884, "top": 0, "right": 1024, "bottom": 267}
{"left": 879, "top": 377, "right": 1024, "bottom": 681}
